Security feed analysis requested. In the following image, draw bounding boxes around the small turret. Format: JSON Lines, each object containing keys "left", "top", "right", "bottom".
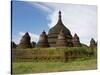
{"left": 90, "top": 38, "right": 96, "bottom": 48}
{"left": 72, "top": 33, "right": 81, "bottom": 47}
{"left": 19, "top": 32, "right": 32, "bottom": 48}
{"left": 37, "top": 30, "right": 49, "bottom": 48}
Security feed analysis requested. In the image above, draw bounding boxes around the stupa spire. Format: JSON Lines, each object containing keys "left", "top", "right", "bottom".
{"left": 59, "top": 11, "right": 61, "bottom": 19}
{"left": 57, "top": 10, "right": 63, "bottom": 25}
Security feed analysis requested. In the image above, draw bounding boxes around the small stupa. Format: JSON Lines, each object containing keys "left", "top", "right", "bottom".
{"left": 37, "top": 30, "right": 49, "bottom": 48}
{"left": 72, "top": 33, "right": 81, "bottom": 47}
{"left": 90, "top": 38, "right": 96, "bottom": 48}
{"left": 56, "top": 29, "right": 67, "bottom": 47}
{"left": 19, "top": 32, "right": 32, "bottom": 48}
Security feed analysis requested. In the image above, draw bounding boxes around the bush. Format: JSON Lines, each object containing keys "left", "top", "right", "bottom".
{"left": 64, "top": 47, "right": 94, "bottom": 62}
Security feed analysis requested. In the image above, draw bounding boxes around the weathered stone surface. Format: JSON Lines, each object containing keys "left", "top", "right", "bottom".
{"left": 56, "top": 29, "right": 67, "bottom": 47}
{"left": 19, "top": 32, "right": 32, "bottom": 48}
{"left": 72, "top": 33, "right": 81, "bottom": 47}
{"left": 48, "top": 11, "right": 73, "bottom": 47}
{"left": 90, "top": 38, "right": 97, "bottom": 48}
{"left": 37, "top": 30, "right": 49, "bottom": 48}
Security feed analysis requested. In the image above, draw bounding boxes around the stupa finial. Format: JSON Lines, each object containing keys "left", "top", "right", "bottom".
{"left": 59, "top": 10, "right": 61, "bottom": 19}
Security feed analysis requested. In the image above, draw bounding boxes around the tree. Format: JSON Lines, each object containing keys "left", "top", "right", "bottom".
{"left": 11, "top": 41, "right": 16, "bottom": 48}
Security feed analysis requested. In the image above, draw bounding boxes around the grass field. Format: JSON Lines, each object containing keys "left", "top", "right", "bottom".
{"left": 12, "top": 56, "right": 97, "bottom": 74}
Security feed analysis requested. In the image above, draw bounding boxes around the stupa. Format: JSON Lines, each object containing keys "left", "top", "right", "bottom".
{"left": 90, "top": 38, "right": 96, "bottom": 48}
{"left": 48, "top": 11, "right": 73, "bottom": 47}
{"left": 19, "top": 32, "right": 32, "bottom": 48}
{"left": 72, "top": 33, "right": 81, "bottom": 47}
{"left": 37, "top": 30, "right": 49, "bottom": 48}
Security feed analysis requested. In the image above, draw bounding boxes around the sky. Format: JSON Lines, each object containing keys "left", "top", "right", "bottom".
{"left": 12, "top": 1, "right": 97, "bottom": 46}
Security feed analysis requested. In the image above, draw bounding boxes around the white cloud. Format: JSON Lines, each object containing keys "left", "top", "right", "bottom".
{"left": 12, "top": 35, "right": 21, "bottom": 44}
{"left": 26, "top": 2, "right": 53, "bottom": 13}
{"left": 12, "top": 32, "right": 39, "bottom": 44}
{"left": 28, "top": 32, "right": 39, "bottom": 43}
{"left": 45, "top": 3, "right": 97, "bottom": 46}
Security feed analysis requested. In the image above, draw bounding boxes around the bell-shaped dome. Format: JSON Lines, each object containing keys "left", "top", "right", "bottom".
{"left": 48, "top": 11, "right": 73, "bottom": 47}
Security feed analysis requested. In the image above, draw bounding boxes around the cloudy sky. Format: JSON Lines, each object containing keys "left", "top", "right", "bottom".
{"left": 12, "top": 1, "right": 97, "bottom": 46}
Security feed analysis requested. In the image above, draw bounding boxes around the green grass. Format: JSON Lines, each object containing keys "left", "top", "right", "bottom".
{"left": 12, "top": 56, "right": 97, "bottom": 74}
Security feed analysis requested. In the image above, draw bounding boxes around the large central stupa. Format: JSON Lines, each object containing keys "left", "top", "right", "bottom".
{"left": 48, "top": 11, "right": 73, "bottom": 47}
